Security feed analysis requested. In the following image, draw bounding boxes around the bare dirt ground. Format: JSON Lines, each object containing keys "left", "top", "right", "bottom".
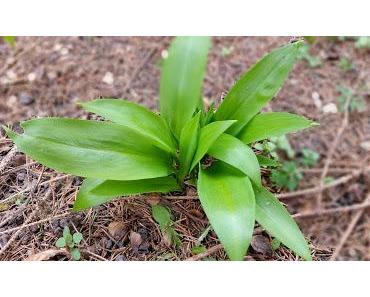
{"left": 0, "top": 37, "right": 369, "bottom": 261}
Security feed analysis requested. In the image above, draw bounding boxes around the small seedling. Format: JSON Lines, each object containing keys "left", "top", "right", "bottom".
{"left": 300, "top": 148, "right": 320, "bottom": 167}
{"left": 221, "top": 46, "right": 234, "bottom": 57}
{"left": 271, "top": 161, "right": 303, "bottom": 191}
{"left": 2, "top": 36, "right": 16, "bottom": 47}
{"left": 5, "top": 37, "right": 317, "bottom": 260}
{"left": 339, "top": 57, "right": 355, "bottom": 72}
{"left": 55, "top": 226, "right": 83, "bottom": 260}
{"left": 152, "top": 204, "right": 181, "bottom": 248}
{"left": 191, "top": 245, "right": 207, "bottom": 255}
{"left": 337, "top": 86, "right": 366, "bottom": 112}
{"left": 355, "top": 36, "right": 370, "bottom": 49}
{"left": 297, "top": 44, "right": 321, "bottom": 68}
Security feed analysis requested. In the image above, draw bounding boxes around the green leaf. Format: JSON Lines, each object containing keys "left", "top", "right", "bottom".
{"left": 178, "top": 112, "right": 201, "bottom": 180}
{"left": 256, "top": 155, "right": 281, "bottom": 167}
{"left": 198, "top": 161, "right": 255, "bottom": 261}
{"left": 300, "top": 148, "right": 320, "bottom": 167}
{"left": 5, "top": 118, "right": 173, "bottom": 180}
{"left": 70, "top": 248, "right": 81, "bottom": 261}
{"left": 55, "top": 237, "right": 66, "bottom": 248}
{"left": 253, "top": 185, "right": 311, "bottom": 260}
{"left": 74, "top": 176, "right": 179, "bottom": 211}
{"left": 3, "top": 36, "right": 15, "bottom": 47}
{"left": 63, "top": 226, "right": 71, "bottom": 238}
{"left": 208, "top": 133, "right": 261, "bottom": 186}
{"left": 192, "top": 245, "right": 207, "bottom": 255}
{"left": 215, "top": 41, "right": 303, "bottom": 135}
{"left": 270, "top": 161, "right": 302, "bottom": 191}
{"left": 152, "top": 205, "right": 172, "bottom": 230}
{"left": 73, "top": 232, "right": 83, "bottom": 244}
{"left": 80, "top": 99, "right": 175, "bottom": 154}
{"left": 190, "top": 120, "right": 236, "bottom": 171}
{"left": 239, "top": 112, "right": 317, "bottom": 144}
{"left": 160, "top": 36, "right": 211, "bottom": 138}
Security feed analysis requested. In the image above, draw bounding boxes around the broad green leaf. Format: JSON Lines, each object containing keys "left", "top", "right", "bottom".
{"left": 190, "top": 120, "right": 236, "bottom": 171}
{"left": 4, "top": 118, "right": 172, "bottom": 181}
{"left": 160, "top": 36, "right": 211, "bottom": 138}
{"left": 63, "top": 226, "right": 71, "bottom": 238}
{"left": 253, "top": 185, "right": 311, "bottom": 260}
{"left": 178, "top": 112, "right": 201, "bottom": 180}
{"left": 215, "top": 41, "right": 303, "bottom": 135}
{"left": 55, "top": 237, "right": 66, "bottom": 248}
{"left": 256, "top": 155, "right": 281, "bottom": 167}
{"left": 152, "top": 205, "right": 172, "bottom": 230}
{"left": 239, "top": 112, "right": 317, "bottom": 144}
{"left": 74, "top": 176, "right": 179, "bottom": 210}
{"left": 80, "top": 99, "right": 175, "bottom": 154}
{"left": 198, "top": 162, "right": 255, "bottom": 261}
{"left": 70, "top": 248, "right": 81, "bottom": 261}
{"left": 208, "top": 133, "right": 261, "bottom": 186}
{"left": 73, "top": 232, "right": 83, "bottom": 244}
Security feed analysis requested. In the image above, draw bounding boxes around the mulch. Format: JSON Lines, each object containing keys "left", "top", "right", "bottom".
{"left": 0, "top": 36, "right": 369, "bottom": 260}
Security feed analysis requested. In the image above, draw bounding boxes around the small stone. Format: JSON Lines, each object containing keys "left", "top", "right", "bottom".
{"left": 311, "top": 92, "right": 322, "bottom": 109}
{"left": 6, "top": 70, "right": 17, "bottom": 81}
{"left": 322, "top": 103, "right": 338, "bottom": 114}
{"left": 18, "top": 92, "right": 34, "bottom": 105}
{"left": 47, "top": 71, "right": 57, "bottom": 80}
{"left": 60, "top": 47, "right": 69, "bottom": 56}
{"left": 53, "top": 43, "right": 62, "bottom": 51}
{"left": 27, "top": 72, "right": 36, "bottom": 82}
{"left": 161, "top": 49, "right": 169, "bottom": 59}
{"left": 360, "top": 141, "right": 370, "bottom": 151}
{"left": 102, "top": 72, "right": 114, "bottom": 85}
{"left": 6, "top": 95, "right": 17, "bottom": 107}
{"left": 115, "top": 255, "right": 127, "bottom": 261}
{"left": 251, "top": 235, "right": 273, "bottom": 257}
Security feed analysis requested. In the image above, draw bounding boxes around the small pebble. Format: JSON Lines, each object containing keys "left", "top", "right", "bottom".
{"left": 18, "top": 92, "right": 34, "bottom": 105}
{"left": 360, "top": 141, "right": 370, "bottom": 151}
{"left": 322, "top": 103, "right": 338, "bottom": 114}
{"left": 161, "top": 49, "right": 169, "bottom": 59}
{"left": 311, "top": 91, "right": 322, "bottom": 109}
{"left": 102, "top": 72, "right": 114, "bottom": 85}
{"left": 115, "top": 255, "right": 127, "bottom": 261}
{"left": 27, "top": 72, "right": 36, "bottom": 82}
{"left": 6, "top": 95, "right": 17, "bottom": 107}
{"left": 60, "top": 47, "right": 69, "bottom": 56}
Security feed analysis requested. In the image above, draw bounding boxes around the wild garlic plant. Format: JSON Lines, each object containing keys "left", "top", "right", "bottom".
{"left": 5, "top": 37, "right": 318, "bottom": 260}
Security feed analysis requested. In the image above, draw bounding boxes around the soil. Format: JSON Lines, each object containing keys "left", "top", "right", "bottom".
{"left": 0, "top": 37, "right": 369, "bottom": 261}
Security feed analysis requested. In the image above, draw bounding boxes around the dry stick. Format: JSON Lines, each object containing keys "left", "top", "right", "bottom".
{"left": 123, "top": 47, "right": 158, "bottom": 93}
{"left": 293, "top": 200, "right": 370, "bottom": 219}
{"left": 316, "top": 96, "right": 351, "bottom": 210}
{"left": 185, "top": 244, "right": 223, "bottom": 261}
{"left": 277, "top": 166, "right": 369, "bottom": 199}
{"left": 0, "top": 147, "right": 17, "bottom": 174}
{"left": 330, "top": 193, "right": 370, "bottom": 260}
{"left": 1, "top": 174, "right": 71, "bottom": 204}
{"left": 0, "top": 210, "right": 37, "bottom": 257}
{"left": 0, "top": 212, "right": 71, "bottom": 236}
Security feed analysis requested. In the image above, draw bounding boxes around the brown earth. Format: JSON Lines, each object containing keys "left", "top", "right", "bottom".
{"left": 0, "top": 37, "right": 369, "bottom": 261}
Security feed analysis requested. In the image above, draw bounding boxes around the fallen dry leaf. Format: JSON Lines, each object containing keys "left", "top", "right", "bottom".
{"left": 108, "top": 221, "right": 126, "bottom": 240}
{"left": 251, "top": 235, "right": 273, "bottom": 257}
{"left": 130, "top": 231, "right": 142, "bottom": 252}
{"left": 26, "top": 249, "right": 68, "bottom": 261}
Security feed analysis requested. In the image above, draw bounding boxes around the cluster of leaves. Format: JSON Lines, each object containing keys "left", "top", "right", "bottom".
{"left": 55, "top": 226, "right": 83, "bottom": 260}
{"left": 339, "top": 57, "right": 356, "bottom": 72}
{"left": 4, "top": 37, "right": 318, "bottom": 261}
{"left": 297, "top": 44, "right": 321, "bottom": 68}
{"left": 2, "top": 36, "right": 16, "bottom": 47}
{"left": 152, "top": 204, "right": 181, "bottom": 248}
{"left": 270, "top": 146, "right": 319, "bottom": 191}
{"left": 336, "top": 86, "right": 366, "bottom": 112}
{"left": 354, "top": 36, "right": 370, "bottom": 49}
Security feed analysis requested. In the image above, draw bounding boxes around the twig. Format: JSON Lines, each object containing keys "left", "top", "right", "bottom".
{"left": 316, "top": 95, "right": 351, "bottom": 210}
{"left": 185, "top": 244, "right": 223, "bottom": 261}
{"left": 123, "top": 47, "right": 158, "bottom": 93}
{"left": 0, "top": 147, "right": 17, "bottom": 173}
{"left": 330, "top": 193, "right": 370, "bottom": 260}
{"left": 293, "top": 200, "right": 370, "bottom": 219}
{"left": 0, "top": 210, "right": 37, "bottom": 257}
{"left": 0, "top": 212, "right": 71, "bottom": 236}
{"left": 277, "top": 166, "right": 369, "bottom": 199}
